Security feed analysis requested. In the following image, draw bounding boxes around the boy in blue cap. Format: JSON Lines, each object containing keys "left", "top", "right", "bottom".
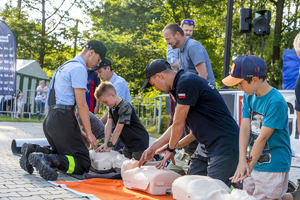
{"left": 223, "top": 55, "right": 298, "bottom": 200}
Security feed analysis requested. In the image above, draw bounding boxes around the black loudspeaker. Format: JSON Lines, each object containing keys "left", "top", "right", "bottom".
{"left": 239, "top": 8, "right": 252, "bottom": 33}
{"left": 253, "top": 10, "right": 271, "bottom": 35}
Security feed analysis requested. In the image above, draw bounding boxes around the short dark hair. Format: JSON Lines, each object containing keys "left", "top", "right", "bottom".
{"left": 244, "top": 74, "right": 267, "bottom": 84}
{"left": 163, "top": 23, "right": 184, "bottom": 36}
{"left": 101, "top": 65, "right": 113, "bottom": 71}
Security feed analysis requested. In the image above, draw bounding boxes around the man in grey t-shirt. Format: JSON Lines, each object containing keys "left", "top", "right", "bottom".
{"left": 78, "top": 112, "right": 105, "bottom": 140}
{"left": 163, "top": 23, "right": 216, "bottom": 87}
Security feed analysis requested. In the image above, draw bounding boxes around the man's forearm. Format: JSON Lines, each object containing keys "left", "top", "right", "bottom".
{"left": 171, "top": 60, "right": 179, "bottom": 69}
{"left": 78, "top": 105, "right": 92, "bottom": 135}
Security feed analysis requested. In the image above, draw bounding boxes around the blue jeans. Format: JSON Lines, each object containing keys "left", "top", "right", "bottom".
{"left": 35, "top": 99, "right": 45, "bottom": 120}
{"left": 187, "top": 149, "right": 239, "bottom": 187}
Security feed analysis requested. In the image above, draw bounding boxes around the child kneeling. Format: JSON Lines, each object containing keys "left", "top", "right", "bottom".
{"left": 94, "top": 82, "right": 149, "bottom": 160}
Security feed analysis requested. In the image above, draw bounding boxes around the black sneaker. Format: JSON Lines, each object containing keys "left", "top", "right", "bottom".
{"left": 28, "top": 152, "right": 58, "bottom": 181}
{"left": 19, "top": 143, "right": 36, "bottom": 174}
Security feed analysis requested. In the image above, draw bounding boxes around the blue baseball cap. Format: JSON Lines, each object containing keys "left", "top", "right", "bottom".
{"left": 222, "top": 55, "right": 266, "bottom": 86}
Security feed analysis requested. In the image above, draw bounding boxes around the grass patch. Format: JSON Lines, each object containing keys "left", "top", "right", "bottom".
{"left": 0, "top": 115, "right": 45, "bottom": 122}
{"left": 145, "top": 124, "right": 162, "bottom": 139}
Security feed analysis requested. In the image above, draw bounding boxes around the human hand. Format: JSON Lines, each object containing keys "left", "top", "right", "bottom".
{"left": 156, "top": 151, "right": 175, "bottom": 169}
{"left": 156, "top": 144, "right": 168, "bottom": 154}
{"left": 95, "top": 143, "right": 112, "bottom": 153}
{"left": 229, "top": 161, "right": 251, "bottom": 183}
{"left": 138, "top": 147, "right": 155, "bottom": 168}
{"left": 81, "top": 130, "right": 90, "bottom": 147}
{"left": 87, "top": 133, "right": 97, "bottom": 150}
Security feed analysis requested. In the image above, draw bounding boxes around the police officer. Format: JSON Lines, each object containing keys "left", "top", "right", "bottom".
{"left": 20, "top": 40, "right": 107, "bottom": 181}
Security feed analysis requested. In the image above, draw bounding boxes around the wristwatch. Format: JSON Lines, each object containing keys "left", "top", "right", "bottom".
{"left": 107, "top": 141, "right": 115, "bottom": 148}
{"left": 166, "top": 144, "right": 175, "bottom": 152}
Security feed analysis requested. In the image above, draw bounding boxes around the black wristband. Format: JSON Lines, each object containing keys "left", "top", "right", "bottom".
{"left": 107, "top": 141, "right": 115, "bottom": 148}
{"left": 166, "top": 144, "right": 175, "bottom": 152}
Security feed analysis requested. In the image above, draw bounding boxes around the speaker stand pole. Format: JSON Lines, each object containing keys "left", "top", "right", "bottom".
{"left": 222, "top": 0, "right": 234, "bottom": 89}
{"left": 244, "top": 32, "right": 247, "bottom": 55}
{"left": 261, "top": 35, "right": 264, "bottom": 59}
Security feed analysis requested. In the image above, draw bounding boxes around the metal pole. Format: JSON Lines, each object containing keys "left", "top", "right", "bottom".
{"left": 157, "top": 97, "right": 162, "bottom": 134}
{"left": 222, "top": 0, "right": 234, "bottom": 88}
{"left": 244, "top": 32, "right": 247, "bottom": 55}
{"left": 261, "top": 35, "right": 264, "bottom": 59}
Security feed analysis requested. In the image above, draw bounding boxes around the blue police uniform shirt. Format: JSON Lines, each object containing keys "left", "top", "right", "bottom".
{"left": 242, "top": 88, "right": 291, "bottom": 172}
{"left": 179, "top": 37, "right": 216, "bottom": 87}
{"left": 295, "top": 75, "right": 300, "bottom": 111}
{"left": 166, "top": 45, "right": 179, "bottom": 71}
{"left": 110, "top": 73, "right": 131, "bottom": 104}
{"left": 46, "top": 55, "right": 87, "bottom": 107}
{"left": 170, "top": 70, "right": 239, "bottom": 157}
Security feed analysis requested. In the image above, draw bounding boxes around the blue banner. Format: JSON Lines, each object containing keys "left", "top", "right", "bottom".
{"left": 0, "top": 20, "right": 17, "bottom": 96}
{"left": 282, "top": 49, "right": 300, "bottom": 89}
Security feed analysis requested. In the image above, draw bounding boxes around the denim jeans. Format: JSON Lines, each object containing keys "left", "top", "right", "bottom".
{"left": 187, "top": 149, "right": 239, "bottom": 187}
{"left": 35, "top": 99, "right": 45, "bottom": 120}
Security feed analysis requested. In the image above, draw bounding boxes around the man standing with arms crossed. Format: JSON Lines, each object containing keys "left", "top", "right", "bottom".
{"left": 20, "top": 40, "right": 107, "bottom": 181}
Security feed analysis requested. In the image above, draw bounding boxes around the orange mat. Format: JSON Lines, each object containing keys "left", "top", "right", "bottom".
{"left": 56, "top": 178, "right": 173, "bottom": 200}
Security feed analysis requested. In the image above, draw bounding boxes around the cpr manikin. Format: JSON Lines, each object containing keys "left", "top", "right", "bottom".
{"left": 89, "top": 150, "right": 129, "bottom": 173}
{"left": 121, "top": 159, "right": 181, "bottom": 195}
{"left": 172, "top": 175, "right": 257, "bottom": 200}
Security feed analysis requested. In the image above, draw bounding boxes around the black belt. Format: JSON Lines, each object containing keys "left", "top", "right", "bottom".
{"left": 49, "top": 104, "right": 75, "bottom": 111}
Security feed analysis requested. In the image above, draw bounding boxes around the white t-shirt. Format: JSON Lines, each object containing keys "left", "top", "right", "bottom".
{"left": 35, "top": 85, "right": 48, "bottom": 103}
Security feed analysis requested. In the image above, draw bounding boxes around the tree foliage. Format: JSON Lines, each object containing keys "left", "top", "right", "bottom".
{"left": 1, "top": 0, "right": 300, "bottom": 94}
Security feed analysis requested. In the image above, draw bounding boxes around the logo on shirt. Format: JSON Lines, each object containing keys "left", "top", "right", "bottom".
{"left": 178, "top": 93, "right": 186, "bottom": 99}
{"left": 231, "top": 63, "right": 236, "bottom": 75}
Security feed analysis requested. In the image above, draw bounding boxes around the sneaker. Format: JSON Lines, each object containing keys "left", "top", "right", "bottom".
{"left": 28, "top": 152, "right": 58, "bottom": 181}
{"left": 19, "top": 143, "right": 36, "bottom": 174}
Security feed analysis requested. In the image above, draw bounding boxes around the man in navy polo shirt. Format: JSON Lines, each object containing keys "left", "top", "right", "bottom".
{"left": 139, "top": 59, "right": 239, "bottom": 187}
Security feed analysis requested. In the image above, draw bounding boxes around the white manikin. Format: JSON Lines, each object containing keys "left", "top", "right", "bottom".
{"left": 172, "top": 175, "right": 257, "bottom": 200}
{"left": 122, "top": 159, "right": 181, "bottom": 195}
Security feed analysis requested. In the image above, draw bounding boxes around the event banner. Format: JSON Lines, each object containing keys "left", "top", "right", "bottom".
{"left": 0, "top": 20, "right": 17, "bottom": 96}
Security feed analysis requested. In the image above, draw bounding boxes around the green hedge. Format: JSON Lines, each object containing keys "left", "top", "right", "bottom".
{"left": 156, "top": 115, "right": 171, "bottom": 134}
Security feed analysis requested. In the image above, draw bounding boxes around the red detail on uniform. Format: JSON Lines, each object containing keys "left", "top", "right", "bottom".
{"left": 178, "top": 93, "right": 185, "bottom": 99}
{"left": 248, "top": 156, "right": 253, "bottom": 163}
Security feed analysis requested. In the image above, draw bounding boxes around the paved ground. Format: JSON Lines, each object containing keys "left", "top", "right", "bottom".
{"left": 0, "top": 122, "right": 88, "bottom": 200}
{"left": 1, "top": 121, "right": 300, "bottom": 199}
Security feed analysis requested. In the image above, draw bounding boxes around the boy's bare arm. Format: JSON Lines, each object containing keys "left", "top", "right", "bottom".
{"left": 230, "top": 118, "right": 251, "bottom": 183}
{"left": 239, "top": 118, "right": 251, "bottom": 162}
{"left": 110, "top": 123, "right": 125, "bottom": 145}
{"left": 248, "top": 126, "right": 274, "bottom": 170}
{"left": 104, "top": 118, "right": 113, "bottom": 144}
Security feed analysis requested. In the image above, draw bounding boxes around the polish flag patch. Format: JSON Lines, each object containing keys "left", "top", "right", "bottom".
{"left": 178, "top": 93, "right": 186, "bottom": 99}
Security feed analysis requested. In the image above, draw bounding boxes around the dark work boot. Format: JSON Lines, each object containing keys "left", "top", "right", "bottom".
{"left": 19, "top": 143, "right": 38, "bottom": 174}
{"left": 28, "top": 152, "right": 59, "bottom": 181}
{"left": 19, "top": 143, "right": 53, "bottom": 174}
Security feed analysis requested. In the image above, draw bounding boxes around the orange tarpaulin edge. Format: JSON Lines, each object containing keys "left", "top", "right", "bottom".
{"left": 56, "top": 178, "right": 173, "bottom": 200}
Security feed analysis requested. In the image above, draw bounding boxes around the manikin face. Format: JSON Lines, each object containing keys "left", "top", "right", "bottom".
{"left": 237, "top": 79, "right": 257, "bottom": 96}
{"left": 96, "top": 67, "right": 110, "bottom": 81}
{"left": 163, "top": 29, "right": 180, "bottom": 49}
{"left": 87, "top": 51, "right": 101, "bottom": 69}
{"left": 98, "top": 93, "right": 116, "bottom": 108}
{"left": 181, "top": 24, "right": 194, "bottom": 37}
{"left": 148, "top": 74, "right": 171, "bottom": 94}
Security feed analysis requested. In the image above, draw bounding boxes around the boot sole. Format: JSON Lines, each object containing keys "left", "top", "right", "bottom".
{"left": 28, "top": 153, "right": 58, "bottom": 181}
{"left": 19, "top": 143, "right": 34, "bottom": 174}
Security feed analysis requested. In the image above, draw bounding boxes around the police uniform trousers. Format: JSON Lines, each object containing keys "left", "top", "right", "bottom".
{"left": 43, "top": 108, "right": 90, "bottom": 174}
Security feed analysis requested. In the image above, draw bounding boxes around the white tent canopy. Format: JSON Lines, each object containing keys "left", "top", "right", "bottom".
{"left": 16, "top": 59, "right": 50, "bottom": 114}
{"left": 17, "top": 59, "right": 49, "bottom": 80}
